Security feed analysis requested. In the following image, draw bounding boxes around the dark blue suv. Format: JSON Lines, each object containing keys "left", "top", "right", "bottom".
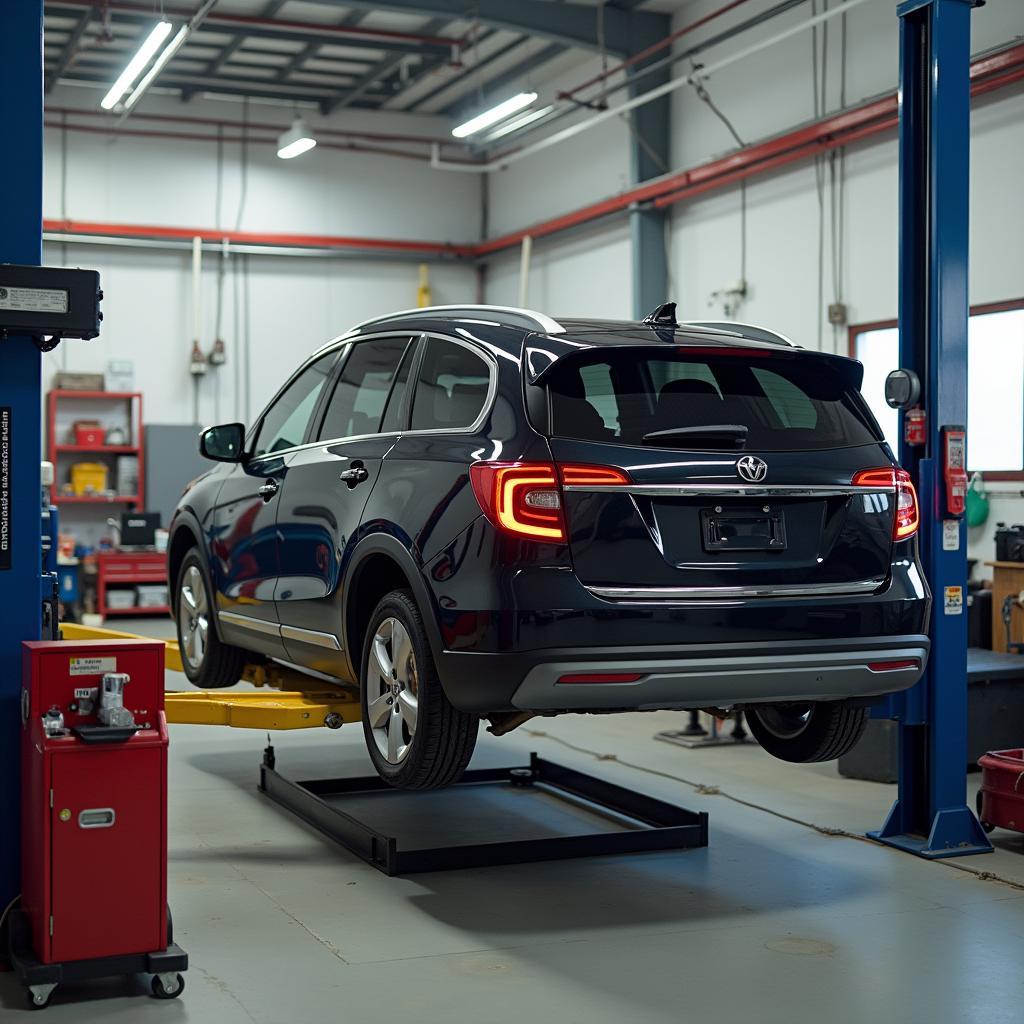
{"left": 168, "top": 304, "right": 929, "bottom": 788}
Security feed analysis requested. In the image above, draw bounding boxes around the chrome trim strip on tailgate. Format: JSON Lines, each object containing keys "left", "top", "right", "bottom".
{"left": 219, "top": 611, "right": 282, "bottom": 637}
{"left": 563, "top": 484, "right": 896, "bottom": 497}
{"left": 588, "top": 578, "right": 886, "bottom": 601}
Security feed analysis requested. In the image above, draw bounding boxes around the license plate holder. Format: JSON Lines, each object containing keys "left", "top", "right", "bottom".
{"left": 700, "top": 507, "right": 786, "bottom": 552}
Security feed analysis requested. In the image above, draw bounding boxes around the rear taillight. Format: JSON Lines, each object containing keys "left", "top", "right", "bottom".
{"left": 469, "top": 461, "right": 631, "bottom": 542}
{"left": 853, "top": 467, "right": 920, "bottom": 540}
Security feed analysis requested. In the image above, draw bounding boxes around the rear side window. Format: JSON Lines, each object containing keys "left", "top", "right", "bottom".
{"left": 411, "top": 339, "right": 491, "bottom": 431}
{"left": 318, "top": 336, "right": 411, "bottom": 440}
{"left": 547, "top": 351, "right": 881, "bottom": 451}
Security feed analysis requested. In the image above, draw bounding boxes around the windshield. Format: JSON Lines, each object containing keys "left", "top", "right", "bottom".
{"left": 546, "top": 350, "right": 883, "bottom": 452}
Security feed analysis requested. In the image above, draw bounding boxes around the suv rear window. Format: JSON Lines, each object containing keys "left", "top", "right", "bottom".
{"left": 547, "top": 351, "right": 882, "bottom": 451}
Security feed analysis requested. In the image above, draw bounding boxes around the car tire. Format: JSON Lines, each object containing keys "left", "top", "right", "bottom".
{"left": 746, "top": 701, "right": 868, "bottom": 763}
{"left": 174, "top": 549, "right": 248, "bottom": 689}
{"left": 360, "top": 589, "right": 478, "bottom": 789}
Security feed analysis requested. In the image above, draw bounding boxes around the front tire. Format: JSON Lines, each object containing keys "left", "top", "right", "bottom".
{"left": 746, "top": 701, "right": 868, "bottom": 763}
{"left": 174, "top": 550, "right": 247, "bottom": 689}
{"left": 360, "top": 589, "right": 478, "bottom": 789}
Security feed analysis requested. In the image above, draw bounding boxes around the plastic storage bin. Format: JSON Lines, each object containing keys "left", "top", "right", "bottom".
{"left": 977, "top": 748, "right": 1024, "bottom": 834}
{"left": 70, "top": 462, "right": 108, "bottom": 496}
{"left": 135, "top": 584, "right": 168, "bottom": 609}
{"left": 104, "top": 588, "right": 138, "bottom": 611}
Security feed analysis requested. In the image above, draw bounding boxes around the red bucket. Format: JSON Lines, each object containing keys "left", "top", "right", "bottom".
{"left": 977, "top": 748, "right": 1024, "bottom": 834}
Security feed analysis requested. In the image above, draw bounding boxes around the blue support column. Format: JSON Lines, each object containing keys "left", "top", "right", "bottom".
{"left": 0, "top": 1, "right": 45, "bottom": 910}
{"left": 870, "top": 0, "right": 992, "bottom": 858}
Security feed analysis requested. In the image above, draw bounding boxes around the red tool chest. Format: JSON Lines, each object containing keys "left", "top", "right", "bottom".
{"left": 11, "top": 639, "right": 186, "bottom": 1008}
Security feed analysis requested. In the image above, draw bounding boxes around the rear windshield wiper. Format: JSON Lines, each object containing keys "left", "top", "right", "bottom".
{"left": 641, "top": 424, "right": 749, "bottom": 449}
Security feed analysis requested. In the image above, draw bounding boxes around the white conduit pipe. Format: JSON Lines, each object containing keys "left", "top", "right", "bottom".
{"left": 431, "top": 0, "right": 874, "bottom": 174}
{"left": 191, "top": 234, "right": 202, "bottom": 343}
{"left": 518, "top": 235, "right": 532, "bottom": 308}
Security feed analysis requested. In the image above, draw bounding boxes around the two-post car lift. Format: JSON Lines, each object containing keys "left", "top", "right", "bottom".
{"left": 0, "top": 0, "right": 994, "bottom": 920}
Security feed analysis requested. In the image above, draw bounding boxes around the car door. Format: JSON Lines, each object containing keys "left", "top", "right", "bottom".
{"left": 211, "top": 349, "right": 339, "bottom": 659}
{"left": 274, "top": 333, "right": 418, "bottom": 675}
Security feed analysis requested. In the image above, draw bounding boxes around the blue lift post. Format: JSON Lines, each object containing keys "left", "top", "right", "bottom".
{"left": 0, "top": 1, "right": 45, "bottom": 913}
{"left": 870, "top": 0, "right": 993, "bottom": 858}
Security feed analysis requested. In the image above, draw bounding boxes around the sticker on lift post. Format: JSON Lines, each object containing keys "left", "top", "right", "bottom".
{"left": 942, "top": 520, "right": 960, "bottom": 551}
{"left": 0, "top": 406, "right": 10, "bottom": 571}
{"left": 943, "top": 586, "right": 964, "bottom": 615}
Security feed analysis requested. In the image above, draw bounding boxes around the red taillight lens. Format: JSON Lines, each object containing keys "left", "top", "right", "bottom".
{"left": 557, "top": 672, "right": 643, "bottom": 684}
{"left": 852, "top": 467, "right": 919, "bottom": 541}
{"left": 559, "top": 464, "right": 631, "bottom": 487}
{"left": 469, "top": 462, "right": 631, "bottom": 542}
{"left": 469, "top": 462, "right": 565, "bottom": 541}
{"left": 868, "top": 659, "right": 919, "bottom": 673}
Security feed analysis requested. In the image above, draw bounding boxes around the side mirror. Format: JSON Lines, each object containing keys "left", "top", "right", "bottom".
{"left": 884, "top": 368, "right": 921, "bottom": 410}
{"left": 200, "top": 422, "right": 246, "bottom": 463}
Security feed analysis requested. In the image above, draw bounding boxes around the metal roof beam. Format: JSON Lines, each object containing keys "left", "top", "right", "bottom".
{"left": 46, "top": 7, "right": 93, "bottom": 93}
{"left": 441, "top": 41, "right": 565, "bottom": 116}
{"left": 290, "top": 0, "right": 663, "bottom": 56}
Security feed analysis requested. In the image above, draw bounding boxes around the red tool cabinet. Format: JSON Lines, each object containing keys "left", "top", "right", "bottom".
{"left": 10, "top": 639, "right": 186, "bottom": 1009}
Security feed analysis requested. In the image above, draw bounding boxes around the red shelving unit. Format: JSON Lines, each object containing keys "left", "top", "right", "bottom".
{"left": 96, "top": 552, "right": 168, "bottom": 618}
{"left": 46, "top": 390, "right": 145, "bottom": 508}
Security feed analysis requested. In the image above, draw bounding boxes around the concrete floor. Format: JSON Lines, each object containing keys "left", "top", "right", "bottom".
{"left": 4, "top": 618, "right": 1024, "bottom": 1021}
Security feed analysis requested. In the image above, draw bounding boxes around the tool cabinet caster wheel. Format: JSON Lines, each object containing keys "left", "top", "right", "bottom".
{"left": 152, "top": 973, "right": 186, "bottom": 999}
{"left": 27, "top": 985, "right": 55, "bottom": 1010}
{"left": 975, "top": 791, "right": 996, "bottom": 834}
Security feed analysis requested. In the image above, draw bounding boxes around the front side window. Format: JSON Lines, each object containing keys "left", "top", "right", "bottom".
{"left": 253, "top": 351, "right": 336, "bottom": 457}
{"left": 548, "top": 350, "right": 880, "bottom": 452}
{"left": 410, "top": 339, "right": 491, "bottom": 431}
{"left": 317, "top": 336, "right": 412, "bottom": 441}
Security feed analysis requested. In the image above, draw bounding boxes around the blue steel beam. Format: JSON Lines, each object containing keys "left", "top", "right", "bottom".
{"left": 0, "top": 0, "right": 44, "bottom": 913}
{"left": 870, "top": 0, "right": 991, "bottom": 859}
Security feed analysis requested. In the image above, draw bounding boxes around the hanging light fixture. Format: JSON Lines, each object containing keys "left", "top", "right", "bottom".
{"left": 277, "top": 118, "right": 317, "bottom": 160}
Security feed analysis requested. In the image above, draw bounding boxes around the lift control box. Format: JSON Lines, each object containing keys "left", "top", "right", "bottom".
{"left": 20, "top": 639, "right": 168, "bottom": 964}
{"left": 0, "top": 264, "right": 102, "bottom": 342}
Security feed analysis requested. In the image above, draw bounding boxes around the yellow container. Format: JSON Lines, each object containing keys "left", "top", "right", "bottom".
{"left": 70, "top": 462, "right": 109, "bottom": 496}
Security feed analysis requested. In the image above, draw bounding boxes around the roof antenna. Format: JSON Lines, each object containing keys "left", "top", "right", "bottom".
{"left": 643, "top": 302, "right": 679, "bottom": 329}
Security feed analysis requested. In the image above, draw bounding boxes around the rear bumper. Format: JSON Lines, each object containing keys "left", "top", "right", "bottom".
{"left": 510, "top": 635, "right": 929, "bottom": 711}
{"left": 438, "top": 634, "right": 929, "bottom": 714}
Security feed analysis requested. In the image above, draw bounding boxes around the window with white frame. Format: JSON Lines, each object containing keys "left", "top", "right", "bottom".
{"left": 851, "top": 304, "right": 1024, "bottom": 474}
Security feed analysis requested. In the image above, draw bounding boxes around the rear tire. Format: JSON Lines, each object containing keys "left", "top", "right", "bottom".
{"left": 746, "top": 701, "right": 868, "bottom": 763}
{"left": 360, "top": 589, "right": 478, "bottom": 789}
{"left": 174, "top": 550, "right": 248, "bottom": 689}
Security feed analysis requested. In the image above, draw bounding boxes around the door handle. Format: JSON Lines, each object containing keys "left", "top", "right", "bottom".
{"left": 258, "top": 479, "right": 279, "bottom": 502}
{"left": 339, "top": 465, "right": 369, "bottom": 487}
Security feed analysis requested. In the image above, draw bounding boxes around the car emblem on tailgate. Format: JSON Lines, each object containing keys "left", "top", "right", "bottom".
{"left": 736, "top": 455, "right": 768, "bottom": 482}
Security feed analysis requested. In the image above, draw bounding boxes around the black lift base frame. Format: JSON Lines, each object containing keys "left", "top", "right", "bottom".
{"left": 259, "top": 748, "right": 709, "bottom": 875}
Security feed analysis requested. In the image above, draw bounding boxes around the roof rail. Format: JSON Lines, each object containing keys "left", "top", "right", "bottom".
{"left": 350, "top": 304, "right": 565, "bottom": 336}
{"left": 680, "top": 320, "right": 796, "bottom": 347}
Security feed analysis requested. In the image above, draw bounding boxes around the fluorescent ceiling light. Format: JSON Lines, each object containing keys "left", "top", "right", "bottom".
{"left": 452, "top": 92, "right": 538, "bottom": 139}
{"left": 484, "top": 104, "right": 555, "bottom": 142}
{"left": 101, "top": 20, "right": 173, "bottom": 110}
{"left": 277, "top": 118, "right": 317, "bottom": 159}
{"left": 124, "top": 24, "right": 189, "bottom": 111}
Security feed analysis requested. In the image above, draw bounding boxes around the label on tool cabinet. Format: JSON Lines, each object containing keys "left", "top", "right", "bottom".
{"left": 0, "top": 285, "right": 69, "bottom": 313}
{"left": 943, "top": 585, "right": 964, "bottom": 615}
{"left": 69, "top": 656, "right": 116, "bottom": 677}
{"left": 0, "top": 407, "right": 10, "bottom": 571}
{"left": 942, "top": 519, "right": 960, "bottom": 551}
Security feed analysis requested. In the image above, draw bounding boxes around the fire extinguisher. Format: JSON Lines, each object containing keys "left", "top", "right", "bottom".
{"left": 904, "top": 407, "right": 927, "bottom": 447}
{"left": 942, "top": 425, "right": 968, "bottom": 516}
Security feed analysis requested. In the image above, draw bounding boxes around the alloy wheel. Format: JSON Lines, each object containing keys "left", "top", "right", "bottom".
{"left": 366, "top": 616, "right": 419, "bottom": 764}
{"left": 178, "top": 565, "right": 209, "bottom": 671}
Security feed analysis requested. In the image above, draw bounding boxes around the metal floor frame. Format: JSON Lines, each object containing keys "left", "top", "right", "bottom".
{"left": 259, "top": 747, "right": 709, "bottom": 876}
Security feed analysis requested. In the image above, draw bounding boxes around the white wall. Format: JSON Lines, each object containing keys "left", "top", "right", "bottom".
{"left": 479, "top": 0, "right": 1024, "bottom": 569}
{"left": 43, "top": 86, "right": 481, "bottom": 427}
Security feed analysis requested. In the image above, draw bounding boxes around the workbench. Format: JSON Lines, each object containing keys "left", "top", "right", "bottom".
{"left": 984, "top": 561, "right": 1024, "bottom": 652}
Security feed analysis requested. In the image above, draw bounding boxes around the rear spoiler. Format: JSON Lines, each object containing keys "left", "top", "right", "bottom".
{"left": 524, "top": 335, "right": 864, "bottom": 389}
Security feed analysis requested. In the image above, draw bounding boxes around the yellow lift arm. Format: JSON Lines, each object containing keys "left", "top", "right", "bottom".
{"left": 60, "top": 622, "right": 362, "bottom": 731}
